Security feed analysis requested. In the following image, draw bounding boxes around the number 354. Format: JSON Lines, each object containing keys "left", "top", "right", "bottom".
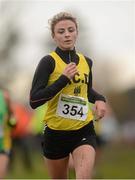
{"left": 62, "top": 104, "right": 83, "bottom": 117}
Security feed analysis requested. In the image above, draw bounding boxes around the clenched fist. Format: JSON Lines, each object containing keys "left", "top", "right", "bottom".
{"left": 62, "top": 62, "right": 79, "bottom": 79}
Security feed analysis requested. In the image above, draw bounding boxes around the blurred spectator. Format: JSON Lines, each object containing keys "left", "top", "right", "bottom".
{"left": 122, "top": 120, "right": 135, "bottom": 145}
{"left": 0, "top": 88, "right": 16, "bottom": 178}
{"left": 10, "top": 103, "right": 33, "bottom": 171}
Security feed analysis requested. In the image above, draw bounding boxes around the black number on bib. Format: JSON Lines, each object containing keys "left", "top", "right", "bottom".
{"left": 62, "top": 104, "right": 84, "bottom": 117}
{"left": 62, "top": 104, "right": 70, "bottom": 114}
{"left": 78, "top": 107, "right": 83, "bottom": 117}
{"left": 70, "top": 105, "right": 77, "bottom": 116}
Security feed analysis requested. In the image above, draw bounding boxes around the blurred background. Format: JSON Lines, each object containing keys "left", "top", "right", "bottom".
{"left": 0, "top": 0, "right": 135, "bottom": 179}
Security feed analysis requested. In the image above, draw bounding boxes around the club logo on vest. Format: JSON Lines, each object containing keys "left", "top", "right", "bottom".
{"left": 69, "top": 73, "right": 89, "bottom": 85}
{"left": 74, "top": 86, "right": 81, "bottom": 96}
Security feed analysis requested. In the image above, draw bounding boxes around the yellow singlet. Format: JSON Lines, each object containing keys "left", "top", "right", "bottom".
{"left": 44, "top": 52, "right": 94, "bottom": 130}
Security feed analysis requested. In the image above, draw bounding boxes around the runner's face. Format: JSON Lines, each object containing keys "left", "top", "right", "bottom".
{"left": 53, "top": 20, "right": 78, "bottom": 50}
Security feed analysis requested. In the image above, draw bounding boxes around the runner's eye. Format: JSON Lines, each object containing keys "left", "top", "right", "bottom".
{"left": 58, "top": 29, "right": 65, "bottom": 34}
{"left": 68, "top": 28, "right": 75, "bottom": 32}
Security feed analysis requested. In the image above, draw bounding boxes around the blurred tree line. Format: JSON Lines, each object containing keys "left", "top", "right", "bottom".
{"left": 107, "top": 88, "right": 135, "bottom": 123}
{"left": 0, "top": 1, "right": 21, "bottom": 86}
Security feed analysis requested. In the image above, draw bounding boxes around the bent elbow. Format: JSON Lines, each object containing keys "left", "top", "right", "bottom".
{"left": 29, "top": 95, "right": 38, "bottom": 109}
{"left": 29, "top": 96, "right": 46, "bottom": 109}
{"left": 29, "top": 100, "right": 37, "bottom": 109}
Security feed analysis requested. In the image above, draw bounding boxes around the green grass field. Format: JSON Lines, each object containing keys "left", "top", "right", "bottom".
{"left": 6, "top": 142, "right": 135, "bottom": 179}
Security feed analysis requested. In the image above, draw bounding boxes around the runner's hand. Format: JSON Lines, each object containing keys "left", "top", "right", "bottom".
{"left": 93, "top": 100, "right": 106, "bottom": 121}
{"left": 63, "top": 62, "right": 78, "bottom": 79}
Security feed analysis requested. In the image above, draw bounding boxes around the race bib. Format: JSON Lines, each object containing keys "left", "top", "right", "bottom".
{"left": 56, "top": 94, "right": 88, "bottom": 121}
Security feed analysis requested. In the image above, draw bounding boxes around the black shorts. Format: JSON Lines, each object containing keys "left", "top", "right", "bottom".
{"left": 41, "top": 121, "right": 97, "bottom": 159}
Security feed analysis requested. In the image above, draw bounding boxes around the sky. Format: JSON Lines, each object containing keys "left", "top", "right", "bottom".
{"left": 1, "top": 0, "right": 135, "bottom": 99}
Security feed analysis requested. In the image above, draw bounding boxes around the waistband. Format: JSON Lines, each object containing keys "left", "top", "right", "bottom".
{"left": 45, "top": 121, "right": 94, "bottom": 135}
